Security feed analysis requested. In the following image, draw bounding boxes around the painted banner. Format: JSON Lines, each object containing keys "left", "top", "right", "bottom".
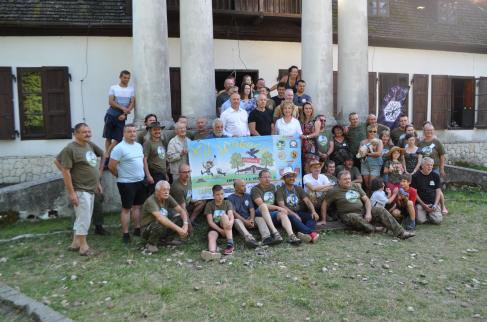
{"left": 188, "top": 135, "right": 302, "bottom": 200}
{"left": 378, "top": 85, "right": 410, "bottom": 129}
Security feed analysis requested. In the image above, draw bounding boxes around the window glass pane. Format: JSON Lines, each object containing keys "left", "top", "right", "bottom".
{"left": 20, "top": 71, "right": 44, "bottom": 134}
{"left": 378, "top": 0, "right": 389, "bottom": 16}
{"left": 438, "top": 0, "right": 457, "bottom": 24}
{"left": 369, "top": 0, "right": 378, "bottom": 16}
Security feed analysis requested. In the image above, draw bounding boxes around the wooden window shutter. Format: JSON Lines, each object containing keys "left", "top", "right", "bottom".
{"left": 0, "top": 67, "right": 15, "bottom": 140}
{"left": 369, "top": 72, "right": 377, "bottom": 115}
{"left": 476, "top": 77, "right": 487, "bottom": 129}
{"left": 379, "top": 73, "right": 410, "bottom": 115}
{"left": 333, "top": 71, "right": 337, "bottom": 116}
{"left": 169, "top": 67, "right": 181, "bottom": 122}
{"left": 431, "top": 75, "right": 451, "bottom": 130}
{"left": 41, "top": 67, "right": 71, "bottom": 139}
{"left": 412, "top": 74, "right": 428, "bottom": 128}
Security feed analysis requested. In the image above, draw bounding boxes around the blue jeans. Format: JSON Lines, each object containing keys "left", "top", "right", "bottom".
{"left": 288, "top": 211, "right": 316, "bottom": 234}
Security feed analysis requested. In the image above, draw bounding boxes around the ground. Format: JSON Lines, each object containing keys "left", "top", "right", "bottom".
{"left": 0, "top": 189, "right": 486, "bottom": 322}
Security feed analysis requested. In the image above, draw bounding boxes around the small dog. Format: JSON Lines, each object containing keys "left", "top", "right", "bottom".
{"left": 357, "top": 138, "right": 381, "bottom": 159}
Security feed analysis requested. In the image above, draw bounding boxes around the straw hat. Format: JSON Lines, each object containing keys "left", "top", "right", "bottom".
{"left": 386, "top": 146, "right": 405, "bottom": 158}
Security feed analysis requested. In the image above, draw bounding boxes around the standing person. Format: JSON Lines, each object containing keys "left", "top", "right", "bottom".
{"left": 276, "top": 168, "right": 320, "bottom": 243}
{"left": 103, "top": 70, "right": 135, "bottom": 161}
{"left": 293, "top": 80, "right": 312, "bottom": 106}
{"left": 390, "top": 114, "right": 409, "bottom": 146}
{"left": 140, "top": 181, "right": 189, "bottom": 253}
{"left": 220, "top": 86, "right": 241, "bottom": 114}
{"left": 216, "top": 77, "right": 235, "bottom": 116}
{"left": 418, "top": 123, "right": 446, "bottom": 177}
{"left": 345, "top": 112, "right": 367, "bottom": 168}
{"left": 403, "top": 133, "right": 422, "bottom": 175}
{"left": 248, "top": 94, "right": 274, "bottom": 136}
{"left": 220, "top": 93, "right": 250, "bottom": 137}
{"left": 55, "top": 123, "right": 104, "bottom": 256}
{"left": 329, "top": 125, "right": 351, "bottom": 167}
{"left": 411, "top": 157, "right": 443, "bottom": 225}
{"left": 137, "top": 114, "right": 158, "bottom": 145}
{"left": 358, "top": 125, "right": 384, "bottom": 193}
{"left": 271, "top": 65, "right": 300, "bottom": 93}
{"left": 143, "top": 122, "right": 168, "bottom": 196}
{"left": 398, "top": 124, "right": 416, "bottom": 148}
{"left": 303, "top": 160, "right": 334, "bottom": 226}
{"left": 108, "top": 124, "right": 148, "bottom": 244}
{"left": 205, "top": 118, "right": 228, "bottom": 139}
{"left": 193, "top": 117, "right": 210, "bottom": 140}
{"left": 275, "top": 101, "right": 303, "bottom": 136}
{"left": 167, "top": 122, "right": 191, "bottom": 181}
{"left": 271, "top": 82, "right": 286, "bottom": 108}
{"left": 273, "top": 89, "right": 300, "bottom": 122}
{"left": 315, "top": 115, "right": 333, "bottom": 164}
{"left": 323, "top": 170, "right": 415, "bottom": 239}
{"left": 239, "top": 83, "right": 256, "bottom": 113}
{"left": 300, "top": 102, "right": 321, "bottom": 172}
{"left": 366, "top": 114, "right": 390, "bottom": 137}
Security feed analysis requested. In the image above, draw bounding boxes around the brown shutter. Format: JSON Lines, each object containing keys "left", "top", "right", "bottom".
{"left": 235, "top": 0, "right": 259, "bottom": 11}
{"left": 41, "top": 67, "right": 71, "bottom": 139}
{"left": 412, "top": 74, "right": 428, "bottom": 128}
{"left": 431, "top": 75, "right": 451, "bottom": 129}
{"left": 0, "top": 67, "right": 15, "bottom": 140}
{"left": 379, "top": 73, "right": 409, "bottom": 115}
{"left": 333, "top": 70, "right": 337, "bottom": 116}
{"left": 369, "top": 72, "right": 377, "bottom": 115}
{"left": 476, "top": 77, "right": 487, "bottom": 129}
{"left": 170, "top": 67, "right": 181, "bottom": 122}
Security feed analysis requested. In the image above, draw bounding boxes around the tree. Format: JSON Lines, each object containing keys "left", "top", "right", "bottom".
{"left": 260, "top": 152, "right": 274, "bottom": 169}
{"left": 230, "top": 153, "right": 244, "bottom": 172}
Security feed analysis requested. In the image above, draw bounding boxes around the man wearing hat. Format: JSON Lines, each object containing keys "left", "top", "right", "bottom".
{"left": 303, "top": 160, "right": 334, "bottom": 226}
{"left": 143, "top": 121, "right": 168, "bottom": 196}
{"left": 276, "top": 167, "right": 320, "bottom": 243}
{"left": 323, "top": 170, "right": 415, "bottom": 239}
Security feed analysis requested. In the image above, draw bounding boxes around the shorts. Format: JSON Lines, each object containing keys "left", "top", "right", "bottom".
{"left": 117, "top": 181, "right": 147, "bottom": 209}
{"left": 361, "top": 163, "right": 381, "bottom": 177}
{"left": 73, "top": 191, "right": 95, "bottom": 235}
{"left": 103, "top": 113, "right": 125, "bottom": 142}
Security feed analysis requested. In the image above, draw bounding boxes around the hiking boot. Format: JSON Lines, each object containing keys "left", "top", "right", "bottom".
{"left": 122, "top": 233, "right": 131, "bottom": 244}
{"left": 145, "top": 244, "right": 159, "bottom": 253}
{"left": 133, "top": 227, "right": 141, "bottom": 237}
{"left": 244, "top": 236, "right": 259, "bottom": 248}
{"left": 223, "top": 245, "right": 235, "bottom": 255}
{"left": 94, "top": 225, "right": 110, "bottom": 236}
{"left": 398, "top": 230, "right": 416, "bottom": 240}
{"left": 201, "top": 250, "right": 221, "bottom": 262}
{"left": 310, "top": 231, "right": 319, "bottom": 243}
{"left": 287, "top": 234, "right": 302, "bottom": 245}
{"left": 271, "top": 231, "right": 283, "bottom": 245}
{"left": 262, "top": 237, "right": 273, "bottom": 246}
{"left": 402, "top": 217, "right": 416, "bottom": 231}
{"left": 297, "top": 232, "right": 312, "bottom": 243}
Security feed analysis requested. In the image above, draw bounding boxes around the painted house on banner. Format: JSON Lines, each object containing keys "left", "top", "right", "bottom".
{"left": 0, "top": 0, "right": 486, "bottom": 185}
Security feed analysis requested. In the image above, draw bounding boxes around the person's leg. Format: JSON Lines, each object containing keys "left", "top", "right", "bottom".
{"left": 428, "top": 208, "right": 443, "bottom": 225}
{"left": 338, "top": 212, "right": 376, "bottom": 233}
{"left": 74, "top": 192, "right": 94, "bottom": 254}
{"left": 363, "top": 175, "right": 371, "bottom": 195}
{"left": 208, "top": 231, "right": 219, "bottom": 252}
{"left": 254, "top": 216, "right": 271, "bottom": 240}
{"left": 142, "top": 221, "right": 166, "bottom": 247}
{"left": 257, "top": 204, "right": 279, "bottom": 234}
{"left": 288, "top": 213, "right": 312, "bottom": 234}
{"left": 391, "top": 209, "right": 402, "bottom": 221}
{"left": 439, "top": 190, "right": 448, "bottom": 214}
{"left": 415, "top": 205, "right": 428, "bottom": 225}
{"left": 276, "top": 212, "right": 294, "bottom": 236}
{"left": 121, "top": 208, "right": 131, "bottom": 234}
{"left": 131, "top": 205, "right": 141, "bottom": 230}
{"left": 220, "top": 214, "right": 234, "bottom": 242}
{"left": 234, "top": 218, "right": 251, "bottom": 238}
{"left": 132, "top": 181, "right": 148, "bottom": 235}
{"left": 371, "top": 207, "right": 404, "bottom": 237}
{"left": 298, "top": 211, "right": 316, "bottom": 231}
{"left": 317, "top": 198, "right": 327, "bottom": 226}
{"left": 190, "top": 200, "right": 206, "bottom": 223}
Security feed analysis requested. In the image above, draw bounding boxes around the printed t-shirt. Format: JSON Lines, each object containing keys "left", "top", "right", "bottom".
{"left": 276, "top": 185, "right": 308, "bottom": 213}
{"left": 170, "top": 179, "right": 192, "bottom": 206}
{"left": 204, "top": 200, "right": 234, "bottom": 224}
{"left": 141, "top": 194, "right": 179, "bottom": 226}
{"left": 143, "top": 139, "right": 167, "bottom": 174}
{"left": 251, "top": 184, "right": 277, "bottom": 206}
{"left": 326, "top": 183, "right": 366, "bottom": 216}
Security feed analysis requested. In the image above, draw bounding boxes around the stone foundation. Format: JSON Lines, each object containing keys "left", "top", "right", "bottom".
{"left": 444, "top": 142, "right": 486, "bottom": 167}
{"left": 0, "top": 155, "right": 58, "bottom": 184}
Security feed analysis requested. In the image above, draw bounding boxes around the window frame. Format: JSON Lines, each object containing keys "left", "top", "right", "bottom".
{"left": 368, "top": 0, "right": 390, "bottom": 17}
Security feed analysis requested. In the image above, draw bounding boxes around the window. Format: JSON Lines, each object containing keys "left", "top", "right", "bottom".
{"left": 438, "top": 0, "right": 458, "bottom": 24}
{"left": 369, "top": 0, "right": 389, "bottom": 17}
{"left": 17, "top": 67, "right": 71, "bottom": 140}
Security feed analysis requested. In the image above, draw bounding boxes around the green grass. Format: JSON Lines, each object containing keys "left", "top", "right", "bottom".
{"left": 453, "top": 161, "right": 487, "bottom": 172}
{"left": 0, "top": 191, "right": 486, "bottom": 321}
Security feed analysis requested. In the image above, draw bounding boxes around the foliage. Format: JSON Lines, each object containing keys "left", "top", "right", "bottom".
{"left": 230, "top": 152, "right": 244, "bottom": 171}
{"left": 260, "top": 151, "right": 274, "bottom": 169}
{"left": 20, "top": 71, "right": 44, "bottom": 129}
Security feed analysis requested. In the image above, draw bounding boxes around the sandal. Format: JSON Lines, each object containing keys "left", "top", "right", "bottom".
{"left": 68, "top": 246, "right": 80, "bottom": 252}
{"left": 79, "top": 249, "right": 96, "bottom": 257}
{"left": 442, "top": 208, "right": 449, "bottom": 215}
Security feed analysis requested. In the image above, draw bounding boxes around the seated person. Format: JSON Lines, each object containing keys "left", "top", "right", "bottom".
{"left": 251, "top": 170, "right": 301, "bottom": 245}
{"left": 336, "top": 154, "right": 362, "bottom": 185}
{"left": 276, "top": 167, "right": 319, "bottom": 243}
{"left": 390, "top": 188, "right": 416, "bottom": 231}
{"left": 411, "top": 157, "right": 443, "bottom": 225}
{"left": 303, "top": 160, "right": 334, "bottom": 227}
{"left": 323, "top": 159, "right": 337, "bottom": 185}
{"left": 201, "top": 185, "right": 235, "bottom": 261}
{"left": 227, "top": 179, "right": 263, "bottom": 248}
{"left": 370, "top": 177, "right": 395, "bottom": 208}
{"left": 141, "top": 181, "right": 189, "bottom": 253}
{"left": 323, "top": 170, "right": 415, "bottom": 239}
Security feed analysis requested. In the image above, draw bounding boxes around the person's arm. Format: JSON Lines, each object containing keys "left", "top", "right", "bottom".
{"left": 143, "top": 156, "right": 154, "bottom": 184}
{"left": 439, "top": 154, "right": 446, "bottom": 177}
{"left": 233, "top": 209, "right": 250, "bottom": 225}
{"left": 271, "top": 122, "right": 275, "bottom": 135}
{"left": 368, "top": 141, "right": 383, "bottom": 158}
{"left": 166, "top": 140, "right": 182, "bottom": 162}
{"left": 108, "top": 159, "right": 119, "bottom": 177}
{"left": 248, "top": 122, "right": 260, "bottom": 136}
{"left": 277, "top": 200, "right": 300, "bottom": 221}
{"left": 303, "top": 197, "right": 319, "bottom": 220}
{"left": 127, "top": 95, "right": 135, "bottom": 114}
{"left": 249, "top": 207, "right": 256, "bottom": 227}
{"left": 351, "top": 170, "right": 363, "bottom": 184}
{"left": 433, "top": 188, "right": 441, "bottom": 209}
{"left": 362, "top": 195, "right": 372, "bottom": 222}
{"left": 310, "top": 119, "right": 321, "bottom": 138}
{"left": 206, "top": 213, "right": 224, "bottom": 235}
{"left": 108, "top": 95, "right": 129, "bottom": 114}
{"left": 413, "top": 154, "right": 422, "bottom": 174}
{"left": 54, "top": 159, "right": 78, "bottom": 207}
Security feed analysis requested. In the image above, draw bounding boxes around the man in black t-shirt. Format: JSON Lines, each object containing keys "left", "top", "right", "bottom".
{"left": 249, "top": 94, "right": 274, "bottom": 136}
{"left": 411, "top": 157, "right": 443, "bottom": 225}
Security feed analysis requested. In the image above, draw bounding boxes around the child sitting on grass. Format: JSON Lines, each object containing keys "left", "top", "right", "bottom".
{"left": 390, "top": 188, "right": 416, "bottom": 231}
{"left": 201, "top": 185, "right": 235, "bottom": 261}
{"left": 370, "top": 177, "right": 397, "bottom": 208}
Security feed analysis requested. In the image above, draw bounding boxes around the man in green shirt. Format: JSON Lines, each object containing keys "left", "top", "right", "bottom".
{"left": 390, "top": 114, "right": 409, "bottom": 146}
{"left": 143, "top": 122, "right": 168, "bottom": 195}
{"left": 323, "top": 170, "right": 415, "bottom": 239}
{"left": 315, "top": 115, "right": 333, "bottom": 163}
{"left": 345, "top": 112, "right": 367, "bottom": 162}
{"left": 141, "top": 180, "right": 189, "bottom": 253}
{"left": 55, "top": 123, "right": 104, "bottom": 256}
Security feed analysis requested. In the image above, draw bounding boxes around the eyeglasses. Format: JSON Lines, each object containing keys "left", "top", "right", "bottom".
{"left": 368, "top": 130, "right": 377, "bottom": 133}
{"left": 179, "top": 170, "right": 192, "bottom": 174}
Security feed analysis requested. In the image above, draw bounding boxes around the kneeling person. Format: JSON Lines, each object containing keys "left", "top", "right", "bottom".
{"left": 201, "top": 185, "right": 235, "bottom": 261}
{"left": 141, "top": 181, "right": 189, "bottom": 253}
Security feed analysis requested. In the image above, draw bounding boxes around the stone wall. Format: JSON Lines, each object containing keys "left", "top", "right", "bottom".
{"left": 0, "top": 155, "right": 58, "bottom": 184}
{"left": 444, "top": 142, "right": 487, "bottom": 167}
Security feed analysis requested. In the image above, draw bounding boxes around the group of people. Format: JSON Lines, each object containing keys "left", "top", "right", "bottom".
{"left": 55, "top": 68, "right": 448, "bottom": 260}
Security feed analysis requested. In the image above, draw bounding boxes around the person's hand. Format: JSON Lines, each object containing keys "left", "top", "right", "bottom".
{"left": 147, "top": 175, "right": 154, "bottom": 184}
{"left": 181, "top": 148, "right": 188, "bottom": 156}
{"left": 96, "top": 183, "right": 103, "bottom": 195}
{"left": 423, "top": 204, "right": 433, "bottom": 213}
{"left": 311, "top": 211, "right": 319, "bottom": 221}
{"left": 69, "top": 192, "right": 79, "bottom": 207}
{"left": 179, "top": 226, "right": 189, "bottom": 239}
{"left": 219, "top": 228, "right": 226, "bottom": 237}
{"left": 385, "top": 187, "right": 391, "bottom": 195}
{"left": 364, "top": 212, "right": 372, "bottom": 222}
{"left": 440, "top": 169, "right": 446, "bottom": 177}
{"left": 278, "top": 207, "right": 288, "bottom": 215}
{"left": 117, "top": 114, "right": 127, "bottom": 121}
{"left": 247, "top": 219, "right": 255, "bottom": 228}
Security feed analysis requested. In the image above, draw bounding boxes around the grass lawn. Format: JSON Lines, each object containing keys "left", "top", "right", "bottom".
{"left": 0, "top": 189, "right": 486, "bottom": 321}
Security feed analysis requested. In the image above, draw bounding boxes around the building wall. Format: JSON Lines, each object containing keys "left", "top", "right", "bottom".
{"left": 1, "top": 36, "right": 486, "bottom": 182}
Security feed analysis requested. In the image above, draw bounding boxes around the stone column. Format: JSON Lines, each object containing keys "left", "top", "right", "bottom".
{"left": 132, "top": 0, "right": 172, "bottom": 127}
{"left": 180, "top": 0, "right": 216, "bottom": 126}
{"left": 301, "top": 0, "right": 333, "bottom": 121}
{"left": 337, "top": 0, "right": 369, "bottom": 124}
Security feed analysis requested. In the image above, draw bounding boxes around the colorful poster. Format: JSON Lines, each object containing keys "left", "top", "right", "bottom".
{"left": 188, "top": 135, "right": 302, "bottom": 200}
{"left": 378, "top": 85, "right": 410, "bottom": 129}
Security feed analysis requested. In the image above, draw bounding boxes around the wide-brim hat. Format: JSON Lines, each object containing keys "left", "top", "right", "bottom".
{"left": 387, "top": 146, "right": 405, "bottom": 158}
{"left": 308, "top": 160, "right": 324, "bottom": 169}
{"left": 281, "top": 167, "right": 297, "bottom": 179}
{"left": 146, "top": 121, "right": 165, "bottom": 131}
